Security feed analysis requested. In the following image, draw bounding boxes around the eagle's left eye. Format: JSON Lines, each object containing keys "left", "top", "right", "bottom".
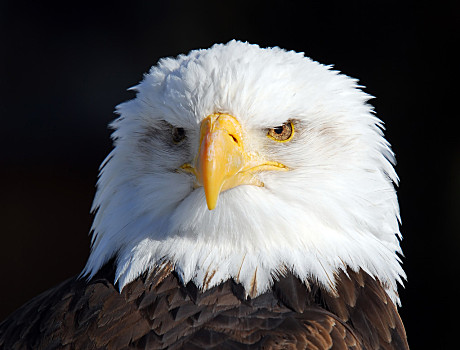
{"left": 172, "top": 127, "right": 186, "bottom": 143}
{"left": 267, "top": 121, "right": 294, "bottom": 142}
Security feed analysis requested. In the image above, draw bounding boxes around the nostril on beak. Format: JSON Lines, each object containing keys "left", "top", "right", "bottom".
{"left": 229, "top": 134, "right": 238, "bottom": 144}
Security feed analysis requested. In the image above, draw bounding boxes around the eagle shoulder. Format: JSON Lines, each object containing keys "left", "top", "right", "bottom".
{"left": 0, "top": 261, "right": 408, "bottom": 349}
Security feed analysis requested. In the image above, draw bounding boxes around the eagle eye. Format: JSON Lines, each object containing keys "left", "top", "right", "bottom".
{"left": 267, "top": 121, "right": 294, "bottom": 142}
{"left": 172, "top": 127, "right": 186, "bottom": 143}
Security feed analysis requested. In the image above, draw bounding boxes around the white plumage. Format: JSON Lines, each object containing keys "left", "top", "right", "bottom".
{"left": 83, "top": 40, "right": 404, "bottom": 304}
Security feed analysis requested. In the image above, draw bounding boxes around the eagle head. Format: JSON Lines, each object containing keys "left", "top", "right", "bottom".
{"left": 83, "top": 41, "right": 404, "bottom": 303}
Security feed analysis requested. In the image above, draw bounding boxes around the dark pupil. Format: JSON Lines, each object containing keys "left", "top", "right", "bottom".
{"left": 274, "top": 126, "right": 284, "bottom": 134}
{"left": 173, "top": 127, "right": 185, "bottom": 141}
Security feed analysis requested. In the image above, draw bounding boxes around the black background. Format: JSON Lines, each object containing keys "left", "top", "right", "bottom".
{"left": 1, "top": 1, "right": 457, "bottom": 348}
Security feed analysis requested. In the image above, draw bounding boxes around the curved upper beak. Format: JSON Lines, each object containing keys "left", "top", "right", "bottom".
{"left": 181, "top": 113, "right": 287, "bottom": 210}
{"left": 196, "top": 114, "right": 246, "bottom": 209}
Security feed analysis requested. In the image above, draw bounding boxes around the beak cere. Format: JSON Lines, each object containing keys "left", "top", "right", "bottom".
{"left": 195, "top": 114, "right": 245, "bottom": 210}
{"left": 179, "top": 113, "right": 288, "bottom": 210}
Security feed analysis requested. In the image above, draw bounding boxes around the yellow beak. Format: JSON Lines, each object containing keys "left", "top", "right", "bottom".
{"left": 181, "top": 113, "right": 287, "bottom": 210}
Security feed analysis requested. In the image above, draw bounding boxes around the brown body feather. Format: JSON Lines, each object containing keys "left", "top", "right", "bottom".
{"left": 0, "top": 261, "right": 408, "bottom": 349}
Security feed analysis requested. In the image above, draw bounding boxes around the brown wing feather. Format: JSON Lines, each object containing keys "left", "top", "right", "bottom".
{"left": 0, "top": 261, "right": 408, "bottom": 350}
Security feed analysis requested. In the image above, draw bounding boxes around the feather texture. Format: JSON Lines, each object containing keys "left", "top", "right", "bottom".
{"left": 0, "top": 261, "right": 408, "bottom": 349}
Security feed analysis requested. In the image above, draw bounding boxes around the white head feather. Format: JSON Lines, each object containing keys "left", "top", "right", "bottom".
{"left": 82, "top": 41, "right": 405, "bottom": 303}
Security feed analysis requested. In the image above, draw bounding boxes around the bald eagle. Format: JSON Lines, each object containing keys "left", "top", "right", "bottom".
{"left": 0, "top": 41, "right": 409, "bottom": 349}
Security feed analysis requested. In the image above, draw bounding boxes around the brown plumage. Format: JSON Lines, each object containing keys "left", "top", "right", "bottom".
{"left": 0, "top": 260, "right": 408, "bottom": 349}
